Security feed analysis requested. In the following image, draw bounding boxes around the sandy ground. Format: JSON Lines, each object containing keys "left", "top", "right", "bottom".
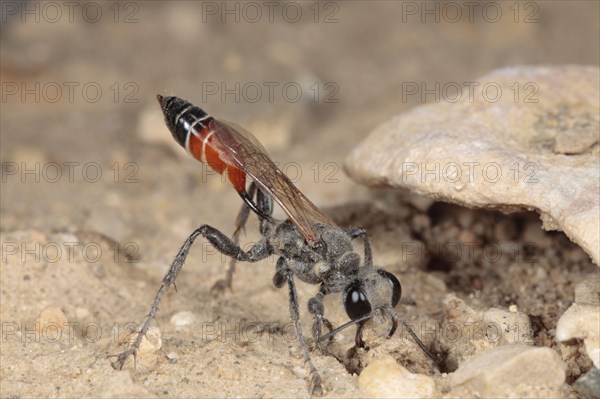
{"left": 1, "top": 1, "right": 599, "bottom": 397}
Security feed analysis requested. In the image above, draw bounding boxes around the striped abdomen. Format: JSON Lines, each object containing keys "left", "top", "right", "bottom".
{"left": 157, "top": 95, "right": 246, "bottom": 193}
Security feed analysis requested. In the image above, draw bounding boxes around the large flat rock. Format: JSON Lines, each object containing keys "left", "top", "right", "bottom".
{"left": 346, "top": 66, "right": 600, "bottom": 265}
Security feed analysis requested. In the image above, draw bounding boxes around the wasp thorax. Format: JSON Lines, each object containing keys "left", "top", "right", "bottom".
{"left": 319, "top": 228, "right": 354, "bottom": 260}
{"left": 317, "top": 263, "right": 331, "bottom": 278}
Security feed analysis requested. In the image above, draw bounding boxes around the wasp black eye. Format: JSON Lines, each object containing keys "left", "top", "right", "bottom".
{"left": 377, "top": 270, "right": 401, "bottom": 307}
{"left": 344, "top": 284, "right": 372, "bottom": 320}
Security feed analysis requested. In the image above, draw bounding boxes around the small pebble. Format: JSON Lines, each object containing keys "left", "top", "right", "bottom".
{"left": 359, "top": 357, "right": 438, "bottom": 398}
{"left": 574, "top": 368, "right": 600, "bottom": 399}
{"left": 450, "top": 344, "right": 566, "bottom": 397}
{"left": 166, "top": 352, "right": 178, "bottom": 364}
{"left": 170, "top": 310, "right": 195, "bottom": 328}
{"left": 482, "top": 308, "right": 533, "bottom": 344}
{"left": 75, "top": 307, "right": 90, "bottom": 320}
{"left": 120, "top": 326, "right": 162, "bottom": 356}
{"left": 36, "top": 306, "right": 68, "bottom": 337}
{"left": 556, "top": 303, "right": 600, "bottom": 368}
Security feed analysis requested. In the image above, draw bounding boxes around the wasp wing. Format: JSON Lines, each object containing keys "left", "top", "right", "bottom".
{"left": 206, "top": 118, "right": 336, "bottom": 245}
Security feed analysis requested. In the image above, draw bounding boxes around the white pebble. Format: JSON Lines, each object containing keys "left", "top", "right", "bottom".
{"left": 75, "top": 307, "right": 90, "bottom": 320}
{"left": 556, "top": 303, "right": 600, "bottom": 368}
{"left": 170, "top": 310, "right": 195, "bottom": 328}
{"left": 36, "top": 306, "right": 68, "bottom": 336}
{"left": 482, "top": 308, "right": 533, "bottom": 344}
{"left": 450, "top": 344, "right": 566, "bottom": 397}
{"left": 359, "top": 357, "right": 438, "bottom": 398}
{"left": 123, "top": 326, "right": 162, "bottom": 355}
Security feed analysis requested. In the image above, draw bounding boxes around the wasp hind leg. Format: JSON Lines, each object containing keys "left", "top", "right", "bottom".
{"left": 111, "top": 224, "right": 272, "bottom": 370}
{"left": 211, "top": 182, "right": 274, "bottom": 295}
{"left": 238, "top": 189, "right": 272, "bottom": 222}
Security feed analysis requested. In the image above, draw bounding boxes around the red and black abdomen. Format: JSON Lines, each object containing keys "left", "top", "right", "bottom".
{"left": 157, "top": 95, "right": 247, "bottom": 193}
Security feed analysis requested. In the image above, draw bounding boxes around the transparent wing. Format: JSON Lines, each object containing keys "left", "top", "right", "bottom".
{"left": 207, "top": 118, "right": 336, "bottom": 245}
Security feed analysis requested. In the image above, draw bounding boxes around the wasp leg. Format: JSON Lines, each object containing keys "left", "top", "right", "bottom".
{"left": 308, "top": 287, "right": 334, "bottom": 353}
{"left": 346, "top": 227, "right": 372, "bottom": 267}
{"left": 388, "top": 314, "right": 398, "bottom": 338}
{"left": 280, "top": 260, "right": 324, "bottom": 397}
{"left": 237, "top": 186, "right": 274, "bottom": 223}
{"left": 234, "top": 183, "right": 257, "bottom": 236}
{"left": 255, "top": 185, "right": 274, "bottom": 234}
{"left": 354, "top": 320, "right": 367, "bottom": 349}
{"left": 212, "top": 183, "right": 274, "bottom": 295}
{"left": 111, "top": 225, "right": 272, "bottom": 370}
{"left": 212, "top": 183, "right": 256, "bottom": 294}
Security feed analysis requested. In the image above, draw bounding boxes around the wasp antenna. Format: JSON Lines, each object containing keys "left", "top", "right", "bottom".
{"left": 317, "top": 313, "right": 372, "bottom": 343}
{"left": 386, "top": 307, "right": 438, "bottom": 365}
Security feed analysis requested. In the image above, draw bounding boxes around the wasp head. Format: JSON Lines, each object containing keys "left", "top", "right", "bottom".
{"left": 344, "top": 268, "right": 401, "bottom": 322}
{"left": 319, "top": 265, "right": 437, "bottom": 365}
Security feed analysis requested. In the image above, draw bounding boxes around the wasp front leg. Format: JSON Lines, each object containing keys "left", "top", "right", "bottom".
{"left": 308, "top": 287, "right": 334, "bottom": 353}
{"left": 273, "top": 258, "right": 324, "bottom": 396}
{"left": 346, "top": 227, "right": 373, "bottom": 267}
